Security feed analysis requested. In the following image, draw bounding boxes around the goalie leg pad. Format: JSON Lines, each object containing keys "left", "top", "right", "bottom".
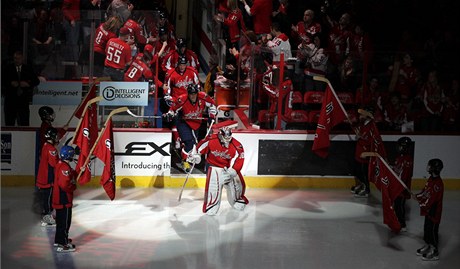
{"left": 203, "top": 167, "right": 225, "bottom": 215}
{"left": 225, "top": 174, "right": 249, "bottom": 210}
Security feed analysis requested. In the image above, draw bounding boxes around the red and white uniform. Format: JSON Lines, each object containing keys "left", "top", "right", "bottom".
{"left": 36, "top": 142, "right": 59, "bottom": 189}
{"left": 265, "top": 33, "right": 292, "bottom": 62}
{"left": 416, "top": 176, "right": 444, "bottom": 223}
{"left": 94, "top": 23, "right": 117, "bottom": 55}
{"left": 223, "top": 9, "right": 246, "bottom": 43}
{"left": 124, "top": 56, "right": 154, "bottom": 82}
{"left": 393, "top": 154, "right": 413, "bottom": 198}
{"left": 170, "top": 92, "right": 216, "bottom": 130}
{"left": 123, "top": 19, "right": 147, "bottom": 46}
{"left": 196, "top": 133, "right": 249, "bottom": 215}
{"left": 162, "top": 49, "right": 200, "bottom": 72}
{"left": 104, "top": 37, "right": 132, "bottom": 69}
{"left": 164, "top": 66, "right": 200, "bottom": 99}
{"left": 52, "top": 161, "right": 76, "bottom": 210}
{"left": 354, "top": 120, "right": 387, "bottom": 163}
{"left": 292, "top": 21, "right": 322, "bottom": 44}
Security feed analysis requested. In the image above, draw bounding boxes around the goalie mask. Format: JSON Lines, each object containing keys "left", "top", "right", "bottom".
{"left": 218, "top": 127, "right": 232, "bottom": 148}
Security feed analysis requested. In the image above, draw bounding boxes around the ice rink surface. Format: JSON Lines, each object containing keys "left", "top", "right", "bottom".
{"left": 1, "top": 187, "right": 459, "bottom": 269}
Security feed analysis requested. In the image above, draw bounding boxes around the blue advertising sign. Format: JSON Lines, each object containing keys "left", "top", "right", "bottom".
{"left": 33, "top": 81, "right": 82, "bottom": 105}
{"left": 1, "top": 133, "right": 12, "bottom": 170}
{"left": 99, "top": 82, "right": 148, "bottom": 106}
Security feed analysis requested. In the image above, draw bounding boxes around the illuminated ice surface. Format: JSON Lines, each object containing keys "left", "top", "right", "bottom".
{"left": 1, "top": 187, "right": 459, "bottom": 269}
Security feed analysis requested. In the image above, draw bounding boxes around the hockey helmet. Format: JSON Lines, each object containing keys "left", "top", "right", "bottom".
{"left": 159, "top": 12, "right": 167, "bottom": 20}
{"left": 358, "top": 106, "right": 374, "bottom": 119}
{"left": 427, "top": 158, "right": 443, "bottom": 175}
{"left": 178, "top": 55, "right": 187, "bottom": 65}
{"left": 39, "top": 106, "right": 55, "bottom": 122}
{"left": 187, "top": 84, "right": 199, "bottom": 94}
{"left": 397, "top": 137, "right": 412, "bottom": 154}
{"left": 144, "top": 44, "right": 154, "bottom": 56}
{"left": 177, "top": 38, "right": 186, "bottom": 49}
{"left": 60, "top": 145, "right": 75, "bottom": 161}
{"left": 44, "top": 127, "right": 58, "bottom": 142}
{"left": 218, "top": 126, "right": 233, "bottom": 148}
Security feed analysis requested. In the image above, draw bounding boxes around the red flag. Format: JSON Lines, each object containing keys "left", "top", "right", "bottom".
{"left": 312, "top": 84, "right": 347, "bottom": 158}
{"left": 75, "top": 84, "right": 97, "bottom": 119}
{"left": 93, "top": 118, "right": 116, "bottom": 200}
{"left": 73, "top": 101, "right": 99, "bottom": 185}
{"left": 368, "top": 156, "right": 405, "bottom": 233}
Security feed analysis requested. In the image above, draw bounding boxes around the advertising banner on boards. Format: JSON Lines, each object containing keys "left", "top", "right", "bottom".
{"left": 33, "top": 81, "right": 82, "bottom": 105}
{"left": 99, "top": 82, "right": 148, "bottom": 106}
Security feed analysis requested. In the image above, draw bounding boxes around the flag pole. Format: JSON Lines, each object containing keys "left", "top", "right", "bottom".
{"left": 75, "top": 106, "right": 129, "bottom": 183}
{"left": 65, "top": 82, "right": 97, "bottom": 126}
{"left": 362, "top": 151, "right": 413, "bottom": 195}
{"left": 70, "top": 96, "right": 103, "bottom": 145}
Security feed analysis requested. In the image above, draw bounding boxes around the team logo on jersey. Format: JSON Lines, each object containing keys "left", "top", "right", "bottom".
{"left": 50, "top": 150, "right": 57, "bottom": 156}
{"left": 62, "top": 170, "right": 70, "bottom": 176}
{"left": 380, "top": 176, "right": 389, "bottom": 186}
{"left": 434, "top": 184, "right": 440, "bottom": 192}
{"left": 210, "top": 149, "right": 231, "bottom": 159}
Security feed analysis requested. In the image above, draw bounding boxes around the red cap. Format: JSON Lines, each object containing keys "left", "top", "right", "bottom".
{"left": 144, "top": 44, "right": 154, "bottom": 55}
{"left": 119, "top": 27, "right": 130, "bottom": 35}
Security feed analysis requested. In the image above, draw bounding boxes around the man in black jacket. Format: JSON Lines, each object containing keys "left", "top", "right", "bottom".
{"left": 2, "top": 51, "right": 40, "bottom": 126}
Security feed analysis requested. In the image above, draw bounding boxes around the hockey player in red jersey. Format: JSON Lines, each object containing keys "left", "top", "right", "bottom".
{"left": 415, "top": 158, "right": 444, "bottom": 261}
{"left": 165, "top": 84, "right": 217, "bottom": 172}
{"left": 36, "top": 127, "right": 60, "bottom": 226}
{"left": 162, "top": 38, "right": 200, "bottom": 72}
{"left": 53, "top": 145, "right": 77, "bottom": 253}
{"left": 124, "top": 45, "right": 154, "bottom": 82}
{"left": 187, "top": 121, "right": 249, "bottom": 215}
{"left": 163, "top": 55, "right": 200, "bottom": 100}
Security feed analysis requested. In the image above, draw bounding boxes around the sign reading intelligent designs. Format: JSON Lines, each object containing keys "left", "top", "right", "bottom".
{"left": 33, "top": 81, "right": 82, "bottom": 105}
{"left": 99, "top": 82, "right": 148, "bottom": 106}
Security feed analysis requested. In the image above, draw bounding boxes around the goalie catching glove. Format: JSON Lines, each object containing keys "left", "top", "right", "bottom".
{"left": 186, "top": 153, "right": 201, "bottom": 164}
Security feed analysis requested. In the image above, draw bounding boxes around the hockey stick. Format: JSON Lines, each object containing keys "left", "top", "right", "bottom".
{"left": 177, "top": 120, "right": 215, "bottom": 202}
{"left": 127, "top": 109, "right": 163, "bottom": 118}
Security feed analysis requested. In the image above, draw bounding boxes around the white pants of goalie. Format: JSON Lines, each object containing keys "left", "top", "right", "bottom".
{"left": 203, "top": 166, "right": 247, "bottom": 215}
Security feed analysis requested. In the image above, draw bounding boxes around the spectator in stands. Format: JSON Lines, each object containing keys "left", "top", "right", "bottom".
{"left": 297, "top": 33, "right": 328, "bottom": 92}
{"left": 106, "top": 0, "right": 133, "bottom": 24}
{"left": 383, "top": 92, "right": 408, "bottom": 131}
{"left": 62, "top": 0, "right": 81, "bottom": 64}
{"left": 387, "top": 53, "right": 420, "bottom": 103}
{"left": 94, "top": 16, "right": 122, "bottom": 77}
{"left": 29, "top": 9, "right": 54, "bottom": 76}
{"left": 2, "top": 51, "right": 40, "bottom": 126}
{"left": 327, "top": 12, "right": 353, "bottom": 66}
{"left": 241, "top": 0, "right": 273, "bottom": 37}
{"left": 214, "top": 0, "right": 247, "bottom": 50}
{"left": 419, "top": 70, "right": 445, "bottom": 131}
{"left": 271, "top": 0, "right": 290, "bottom": 35}
{"left": 103, "top": 26, "right": 132, "bottom": 81}
{"left": 355, "top": 77, "right": 386, "bottom": 124}
{"left": 337, "top": 54, "right": 359, "bottom": 93}
{"left": 162, "top": 38, "right": 200, "bottom": 72}
{"left": 261, "top": 22, "right": 292, "bottom": 64}
{"left": 442, "top": 78, "right": 459, "bottom": 131}
{"left": 349, "top": 23, "right": 373, "bottom": 73}
{"left": 290, "top": 9, "right": 322, "bottom": 49}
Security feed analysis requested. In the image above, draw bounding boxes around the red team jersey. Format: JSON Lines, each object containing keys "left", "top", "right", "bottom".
{"left": 170, "top": 92, "right": 216, "bottom": 130}
{"left": 104, "top": 37, "right": 132, "bottom": 69}
{"left": 417, "top": 176, "right": 444, "bottom": 223}
{"left": 94, "top": 23, "right": 117, "bottom": 55}
{"left": 162, "top": 50, "right": 200, "bottom": 72}
{"left": 393, "top": 154, "right": 414, "bottom": 198}
{"left": 223, "top": 9, "right": 246, "bottom": 43}
{"left": 36, "top": 142, "right": 59, "bottom": 188}
{"left": 164, "top": 66, "right": 200, "bottom": 99}
{"left": 196, "top": 133, "right": 245, "bottom": 172}
{"left": 124, "top": 19, "right": 147, "bottom": 45}
{"left": 52, "top": 161, "right": 77, "bottom": 209}
{"left": 124, "top": 57, "right": 154, "bottom": 81}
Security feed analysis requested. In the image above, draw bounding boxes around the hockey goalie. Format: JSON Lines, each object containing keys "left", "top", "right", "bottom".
{"left": 186, "top": 122, "right": 249, "bottom": 215}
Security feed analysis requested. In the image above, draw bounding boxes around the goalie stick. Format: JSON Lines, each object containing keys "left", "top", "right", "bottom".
{"left": 178, "top": 119, "right": 215, "bottom": 202}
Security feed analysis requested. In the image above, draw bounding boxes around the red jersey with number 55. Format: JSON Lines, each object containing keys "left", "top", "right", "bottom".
{"left": 94, "top": 23, "right": 117, "bottom": 55}
{"left": 104, "top": 37, "right": 132, "bottom": 69}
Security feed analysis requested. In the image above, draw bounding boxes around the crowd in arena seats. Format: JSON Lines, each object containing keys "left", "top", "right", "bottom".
{"left": 1, "top": 0, "right": 459, "bottom": 132}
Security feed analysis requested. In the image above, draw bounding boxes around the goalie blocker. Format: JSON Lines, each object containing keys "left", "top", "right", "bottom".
{"left": 187, "top": 120, "right": 248, "bottom": 215}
